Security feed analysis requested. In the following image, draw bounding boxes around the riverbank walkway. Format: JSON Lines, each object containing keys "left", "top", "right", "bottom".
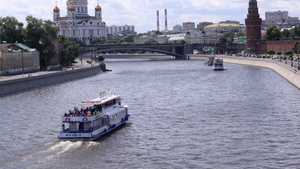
{"left": 0, "top": 58, "right": 97, "bottom": 82}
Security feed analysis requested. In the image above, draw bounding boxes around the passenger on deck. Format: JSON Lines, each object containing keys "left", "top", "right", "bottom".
{"left": 74, "top": 107, "right": 80, "bottom": 115}
{"left": 64, "top": 113, "right": 68, "bottom": 117}
{"left": 93, "top": 110, "right": 98, "bottom": 115}
{"left": 69, "top": 110, "right": 73, "bottom": 116}
{"left": 87, "top": 111, "right": 92, "bottom": 117}
{"left": 80, "top": 109, "right": 85, "bottom": 116}
{"left": 62, "top": 124, "right": 65, "bottom": 131}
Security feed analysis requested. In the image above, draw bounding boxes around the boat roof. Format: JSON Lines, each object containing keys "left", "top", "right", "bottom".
{"left": 81, "top": 91, "right": 120, "bottom": 105}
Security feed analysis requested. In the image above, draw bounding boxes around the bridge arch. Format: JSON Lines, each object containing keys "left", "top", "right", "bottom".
{"left": 81, "top": 46, "right": 186, "bottom": 59}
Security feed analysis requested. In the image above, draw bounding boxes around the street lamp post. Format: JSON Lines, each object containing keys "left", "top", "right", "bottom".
{"left": 21, "top": 50, "right": 24, "bottom": 77}
{"left": 44, "top": 50, "right": 48, "bottom": 73}
{"left": 298, "top": 55, "right": 300, "bottom": 70}
{"left": 62, "top": 48, "right": 67, "bottom": 70}
{"left": 297, "top": 44, "right": 300, "bottom": 70}
{"left": 80, "top": 48, "right": 83, "bottom": 66}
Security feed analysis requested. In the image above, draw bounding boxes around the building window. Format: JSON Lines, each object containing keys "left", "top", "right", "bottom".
{"left": 89, "top": 29, "right": 94, "bottom": 36}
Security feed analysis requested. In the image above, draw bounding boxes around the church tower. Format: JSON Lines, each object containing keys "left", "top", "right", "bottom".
{"left": 67, "top": 0, "right": 88, "bottom": 17}
{"left": 95, "top": 0, "right": 102, "bottom": 21}
{"left": 53, "top": 1, "right": 60, "bottom": 21}
{"left": 245, "top": 0, "right": 262, "bottom": 54}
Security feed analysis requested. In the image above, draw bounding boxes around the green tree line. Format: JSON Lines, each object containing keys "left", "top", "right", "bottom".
{"left": 0, "top": 16, "right": 81, "bottom": 68}
{"left": 263, "top": 26, "right": 300, "bottom": 40}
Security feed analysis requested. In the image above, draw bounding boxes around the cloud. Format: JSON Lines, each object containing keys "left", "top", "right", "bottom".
{"left": 0, "top": 0, "right": 299, "bottom": 33}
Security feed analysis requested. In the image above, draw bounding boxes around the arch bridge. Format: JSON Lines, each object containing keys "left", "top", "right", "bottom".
{"left": 81, "top": 44, "right": 194, "bottom": 60}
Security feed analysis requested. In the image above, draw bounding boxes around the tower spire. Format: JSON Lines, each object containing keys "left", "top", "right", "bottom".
{"left": 249, "top": 0, "right": 258, "bottom": 9}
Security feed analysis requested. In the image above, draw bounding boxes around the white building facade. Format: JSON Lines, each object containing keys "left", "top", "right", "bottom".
{"left": 185, "top": 31, "right": 222, "bottom": 44}
{"left": 264, "top": 10, "right": 300, "bottom": 28}
{"left": 265, "top": 11, "right": 289, "bottom": 26}
{"left": 53, "top": 0, "right": 106, "bottom": 45}
{"left": 106, "top": 25, "right": 135, "bottom": 35}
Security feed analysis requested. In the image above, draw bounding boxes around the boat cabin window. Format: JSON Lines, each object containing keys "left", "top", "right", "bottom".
{"left": 94, "top": 104, "right": 103, "bottom": 111}
{"left": 83, "top": 122, "right": 91, "bottom": 132}
{"left": 69, "top": 123, "right": 79, "bottom": 132}
{"left": 103, "top": 99, "right": 117, "bottom": 108}
{"left": 92, "top": 117, "right": 109, "bottom": 130}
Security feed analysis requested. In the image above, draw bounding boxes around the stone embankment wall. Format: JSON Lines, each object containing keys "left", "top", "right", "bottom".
{"left": 0, "top": 66, "right": 102, "bottom": 97}
{"left": 190, "top": 55, "right": 300, "bottom": 89}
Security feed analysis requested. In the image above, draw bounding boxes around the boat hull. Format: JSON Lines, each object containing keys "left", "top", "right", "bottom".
{"left": 58, "top": 115, "right": 130, "bottom": 141}
{"left": 213, "top": 67, "right": 225, "bottom": 71}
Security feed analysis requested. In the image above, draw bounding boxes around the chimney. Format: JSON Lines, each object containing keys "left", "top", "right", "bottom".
{"left": 165, "top": 9, "right": 168, "bottom": 31}
{"left": 157, "top": 10, "right": 160, "bottom": 31}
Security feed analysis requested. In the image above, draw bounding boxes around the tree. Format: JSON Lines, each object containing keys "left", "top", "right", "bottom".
{"left": 217, "top": 31, "right": 236, "bottom": 44}
{"left": 276, "top": 51, "right": 282, "bottom": 55}
{"left": 58, "top": 35, "right": 81, "bottom": 66}
{"left": 123, "top": 35, "right": 135, "bottom": 44}
{"left": 292, "top": 42, "right": 300, "bottom": 54}
{"left": 290, "top": 27, "right": 300, "bottom": 38}
{"left": 263, "top": 26, "right": 281, "bottom": 40}
{"left": 24, "top": 16, "right": 44, "bottom": 52}
{"left": 58, "top": 35, "right": 67, "bottom": 45}
{"left": 281, "top": 29, "right": 291, "bottom": 39}
{"left": 24, "top": 16, "right": 59, "bottom": 69}
{"left": 0, "top": 16, "right": 24, "bottom": 43}
{"left": 91, "top": 38, "right": 106, "bottom": 45}
{"left": 217, "top": 36, "right": 229, "bottom": 44}
{"left": 284, "top": 50, "right": 293, "bottom": 56}
{"left": 144, "top": 39, "right": 159, "bottom": 45}
{"left": 267, "top": 50, "right": 275, "bottom": 55}
{"left": 64, "top": 40, "right": 80, "bottom": 66}
{"left": 173, "top": 40, "right": 186, "bottom": 44}
{"left": 154, "top": 31, "right": 163, "bottom": 35}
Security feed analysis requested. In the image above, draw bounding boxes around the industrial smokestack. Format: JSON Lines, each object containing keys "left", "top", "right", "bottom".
{"left": 157, "top": 10, "right": 160, "bottom": 31}
{"left": 165, "top": 9, "right": 168, "bottom": 31}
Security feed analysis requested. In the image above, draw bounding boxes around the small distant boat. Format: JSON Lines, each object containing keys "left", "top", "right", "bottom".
{"left": 213, "top": 58, "right": 225, "bottom": 70}
{"left": 58, "top": 91, "right": 130, "bottom": 141}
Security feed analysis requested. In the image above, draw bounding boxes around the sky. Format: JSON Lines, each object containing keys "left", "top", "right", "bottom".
{"left": 0, "top": 0, "right": 300, "bottom": 33}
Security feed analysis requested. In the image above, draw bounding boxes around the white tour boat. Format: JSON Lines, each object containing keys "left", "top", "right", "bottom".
{"left": 58, "top": 91, "right": 130, "bottom": 141}
{"left": 213, "top": 58, "right": 225, "bottom": 70}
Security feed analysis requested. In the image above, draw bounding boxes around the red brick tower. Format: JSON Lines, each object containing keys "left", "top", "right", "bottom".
{"left": 245, "top": 0, "right": 262, "bottom": 54}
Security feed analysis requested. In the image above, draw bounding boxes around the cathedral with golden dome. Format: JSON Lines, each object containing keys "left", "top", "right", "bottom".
{"left": 53, "top": 0, "right": 106, "bottom": 45}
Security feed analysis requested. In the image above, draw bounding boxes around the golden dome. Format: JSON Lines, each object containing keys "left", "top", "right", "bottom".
{"left": 95, "top": 5, "right": 102, "bottom": 11}
{"left": 53, "top": 6, "right": 60, "bottom": 12}
{"left": 68, "top": 4, "right": 75, "bottom": 11}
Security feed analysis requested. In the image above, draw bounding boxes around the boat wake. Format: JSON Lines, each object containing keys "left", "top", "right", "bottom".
{"left": 5, "top": 141, "right": 102, "bottom": 169}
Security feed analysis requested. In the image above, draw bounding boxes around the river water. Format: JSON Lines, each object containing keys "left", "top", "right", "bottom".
{"left": 1, "top": 59, "right": 300, "bottom": 169}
